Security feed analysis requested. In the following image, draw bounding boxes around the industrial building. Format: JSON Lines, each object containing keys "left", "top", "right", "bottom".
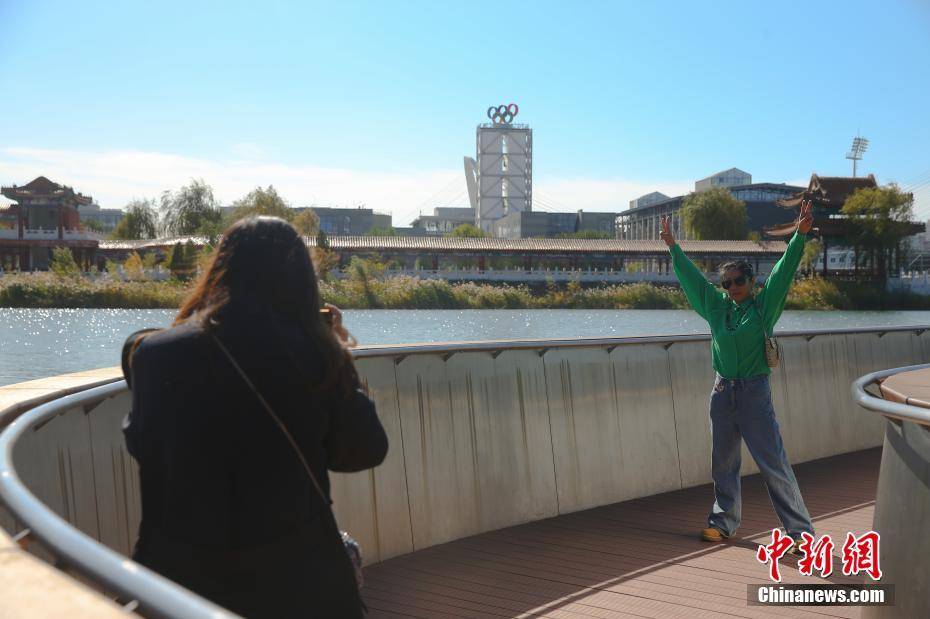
{"left": 408, "top": 207, "right": 475, "bottom": 236}
{"left": 76, "top": 203, "right": 125, "bottom": 232}
{"left": 617, "top": 168, "right": 805, "bottom": 240}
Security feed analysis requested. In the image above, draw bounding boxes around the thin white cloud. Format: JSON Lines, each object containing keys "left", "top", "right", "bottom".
{"left": 534, "top": 177, "right": 693, "bottom": 213}
{"left": 0, "top": 146, "right": 694, "bottom": 225}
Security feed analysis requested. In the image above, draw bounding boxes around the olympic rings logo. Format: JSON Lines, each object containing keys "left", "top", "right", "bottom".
{"left": 487, "top": 103, "right": 519, "bottom": 124}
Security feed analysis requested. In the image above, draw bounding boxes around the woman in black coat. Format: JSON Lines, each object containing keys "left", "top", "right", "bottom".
{"left": 121, "top": 216, "right": 388, "bottom": 618}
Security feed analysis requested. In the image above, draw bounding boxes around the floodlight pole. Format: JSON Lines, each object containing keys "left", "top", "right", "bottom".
{"left": 845, "top": 136, "right": 869, "bottom": 178}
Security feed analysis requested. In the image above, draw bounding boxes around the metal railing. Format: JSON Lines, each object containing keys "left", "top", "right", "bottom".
{"left": 852, "top": 362, "right": 930, "bottom": 427}
{"left": 1, "top": 324, "right": 928, "bottom": 618}
{"left": 349, "top": 324, "right": 929, "bottom": 358}
{"left": 0, "top": 381, "right": 238, "bottom": 619}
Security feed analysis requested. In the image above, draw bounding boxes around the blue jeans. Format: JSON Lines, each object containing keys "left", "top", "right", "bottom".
{"left": 708, "top": 374, "right": 813, "bottom": 540}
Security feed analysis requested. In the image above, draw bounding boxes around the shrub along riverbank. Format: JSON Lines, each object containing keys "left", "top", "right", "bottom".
{"left": 0, "top": 271, "right": 926, "bottom": 311}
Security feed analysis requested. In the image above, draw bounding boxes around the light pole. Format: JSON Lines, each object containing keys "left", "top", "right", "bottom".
{"left": 846, "top": 136, "right": 870, "bottom": 177}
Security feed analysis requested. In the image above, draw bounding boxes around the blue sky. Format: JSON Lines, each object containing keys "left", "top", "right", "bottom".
{"left": 2, "top": 0, "right": 929, "bottom": 224}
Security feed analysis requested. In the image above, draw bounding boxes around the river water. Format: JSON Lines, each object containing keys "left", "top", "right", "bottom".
{"left": 2, "top": 308, "right": 930, "bottom": 387}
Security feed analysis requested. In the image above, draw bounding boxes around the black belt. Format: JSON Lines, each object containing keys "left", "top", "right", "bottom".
{"left": 715, "top": 374, "right": 768, "bottom": 391}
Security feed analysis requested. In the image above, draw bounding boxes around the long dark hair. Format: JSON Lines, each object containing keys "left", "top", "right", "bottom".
{"left": 175, "top": 216, "right": 358, "bottom": 399}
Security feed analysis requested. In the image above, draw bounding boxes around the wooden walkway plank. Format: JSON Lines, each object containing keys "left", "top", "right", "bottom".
{"left": 364, "top": 449, "right": 880, "bottom": 618}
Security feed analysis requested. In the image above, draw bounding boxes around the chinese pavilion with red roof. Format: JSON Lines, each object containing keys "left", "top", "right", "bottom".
{"left": 0, "top": 176, "right": 99, "bottom": 270}
{"left": 765, "top": 173, "right": 924, "bottom": 276}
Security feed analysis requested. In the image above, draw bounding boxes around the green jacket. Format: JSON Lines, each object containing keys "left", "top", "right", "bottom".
{"left": 669, "top": 231, "right": 806, "bottom": 378}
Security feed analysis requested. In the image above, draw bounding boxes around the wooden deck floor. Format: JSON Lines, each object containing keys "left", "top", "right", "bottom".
{"left": 363, "top": 448, "right": 880, "bottom": 619}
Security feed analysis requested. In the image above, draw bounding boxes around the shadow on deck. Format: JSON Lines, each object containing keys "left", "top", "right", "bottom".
{"left": 363, "top": 448, "right": 880, "bottom": 619}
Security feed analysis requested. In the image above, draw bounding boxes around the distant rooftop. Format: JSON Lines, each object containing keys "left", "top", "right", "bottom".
{"left": 1, "top": 176, "right": 93, "bottom": 206}
{"left": 101, "top": 235, "right": 787, "bottom": 255}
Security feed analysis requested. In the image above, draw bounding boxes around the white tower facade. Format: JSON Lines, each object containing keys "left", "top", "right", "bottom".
{"left": 474, "top": 104, "right": 532, "bottom": 233}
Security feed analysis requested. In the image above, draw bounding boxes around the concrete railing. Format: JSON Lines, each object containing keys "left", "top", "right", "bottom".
{"left": 1, "top": 326, "right": 928, "bottom": 615}
{"left": 22, "top": 228, "right": 59, "bottom": 239}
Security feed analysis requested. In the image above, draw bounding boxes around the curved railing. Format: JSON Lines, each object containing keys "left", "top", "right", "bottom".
{"left": 852, "top": 362, "right": 930, "bottom": 426}
{"left": 852, "top": 362, "right": 930, "bottom": 619}
{"left": 1, "top": 325, "right": 929, "bottom": 617}
{"left": 0, "top": 381, "right": 237, "bottom": 619}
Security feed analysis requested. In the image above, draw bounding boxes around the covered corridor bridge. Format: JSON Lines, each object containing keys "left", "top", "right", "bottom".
{"left": 100, "top": 236, "right": 789, "bottom": 274}
{"left": 1, "top": 326, "right": 927, "bottom": 617}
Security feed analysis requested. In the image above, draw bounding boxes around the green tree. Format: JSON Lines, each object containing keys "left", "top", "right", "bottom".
{"left": 366, "top": 226, "right": 398, "bottom": 236}
{"left": 311, "top": 247, "right": 339, "bottom": 280}
{"left": 111, "top": 199, "right": 158, "bottom": 240}
{"left": 123, "top": 252, "right": 145, "bottom": 280}
{"left": 168, "top": 241, "right": 197, "bottom": 279}
{"left": 228, "top": 185, "right": 293, "bottom": 224}
{"left": 81, "top": 218, "right": 107, "bottom": 234}
{"left": 292, "top": 209, "right": 320, "bottom": 237}
{"left": 800, "top": 238, "right": 823, "bottom": 275}
{"left": 842, "top": 184, "right": 915, "bottom": 281}
{"left": 347, "top": 257, "right": 385, "bottom": 308}
{"left": 316, "top": 228, "right": 330, "bottom": 250}
{"left": 159, "top": 179, "right": 222, "bottom": 236}
{"left": 50, "top": 247, "right": 80, "bottom": 277}
{"left": 448, "top": 223, "right": 489, "bottom": 238}
{"left": 681, "top": 187, "right": 748, "bottom": 240}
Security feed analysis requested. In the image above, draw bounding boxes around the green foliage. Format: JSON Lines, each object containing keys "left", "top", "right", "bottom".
{"left": 800, "top": 238, "right": 823, "bottom": 273}
{"left": 292, "top": 209, "right": 320, "bottom": 237}
{"left": 366, "top": 226, "right": 398, "bottom": 236}
{"left": 123, "top": 252, "right": 145, "bottom": 280}
{"left": 785, "top": 277, "right": 850, "bottom": 310}
{"left": 168, "top": 242, "right": 198, "bottom": 279}
{"left": 81, "top": 218, "right": 107, "bottom": 233}
{"left": 142, "top": 251, "right": 159, "bottom": 269}
{"left": 159, "top": 179, "right": 222, "bottom": 236}
{"left": 227, "top": 186, "right": 293, "bottom": 224}
{"left": 0, "top": 273, "right": 189, "bottom": 308}
{"left": 448, "top": 223, "right": 488, "bottom": 238}
{"left": 16, "top": 255, "right": 930, "bottom": 311}
{"left": 682, "top": 187, "right": 748, "bottom": 240}
{"left": 555, "top": 230, "right": 613, "bottom": 239}
{"left": 196, "top": 245, "right": 216, "bottom": 271}
{"left": 316, "top": 228, "right": 330, "bottom": 249}
{"left": 346, "top": 257, "right": 386, "bottom": 308}
{"left": 111, "top": 199, "right": 158, "bottom": 239}
{"left": 50, "top": 247, "right": 80, "bottom": 278}
{"left": 311, "top": 248, "right": 339, "bottom": 281}
{"left": 842, "top": 184, "right": 915, "bottom": 280}
{"left": 842, "top": 184, "right": 915, "bottom": 241}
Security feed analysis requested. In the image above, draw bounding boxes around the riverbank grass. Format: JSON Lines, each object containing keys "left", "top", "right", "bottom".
{"left": 2, "top": 270, "right": 925, "bottom": 311}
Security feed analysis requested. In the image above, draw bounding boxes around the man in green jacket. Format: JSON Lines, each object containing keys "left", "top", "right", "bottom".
{"left": 660, "top": 201, "right": 814, "bottom": 549}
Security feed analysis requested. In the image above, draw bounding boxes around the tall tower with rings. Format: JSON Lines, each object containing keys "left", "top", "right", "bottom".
{"left": 467, "top": 103, "right": 532, "bottom": 233}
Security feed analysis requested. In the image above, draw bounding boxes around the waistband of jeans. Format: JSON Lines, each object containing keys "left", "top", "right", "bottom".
{"left": 715, "top": 373, "right": 768, "bottom": 387}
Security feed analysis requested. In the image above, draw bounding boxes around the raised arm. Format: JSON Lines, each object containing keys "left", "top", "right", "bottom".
{"left": 661, "top": 215, "right": 720, "bottom": 321}
{"left": 759, "top": 200, "right": 813, "bottom": 332}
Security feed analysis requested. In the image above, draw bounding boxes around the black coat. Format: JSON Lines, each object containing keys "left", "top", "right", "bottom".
{"left": 121, "top": 311, "right": 388, "bottom": 618}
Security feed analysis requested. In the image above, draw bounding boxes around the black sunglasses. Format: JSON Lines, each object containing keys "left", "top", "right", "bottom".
{"left": 721, "top": 275, "right": 748, "bottom": 290}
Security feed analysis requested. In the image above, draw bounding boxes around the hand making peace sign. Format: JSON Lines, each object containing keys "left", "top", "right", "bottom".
{"left": 660, "top": 215, "right": 676, "bottom": 247}
{"left": 798, "top": 199, "right": 813, "bottom": 234}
